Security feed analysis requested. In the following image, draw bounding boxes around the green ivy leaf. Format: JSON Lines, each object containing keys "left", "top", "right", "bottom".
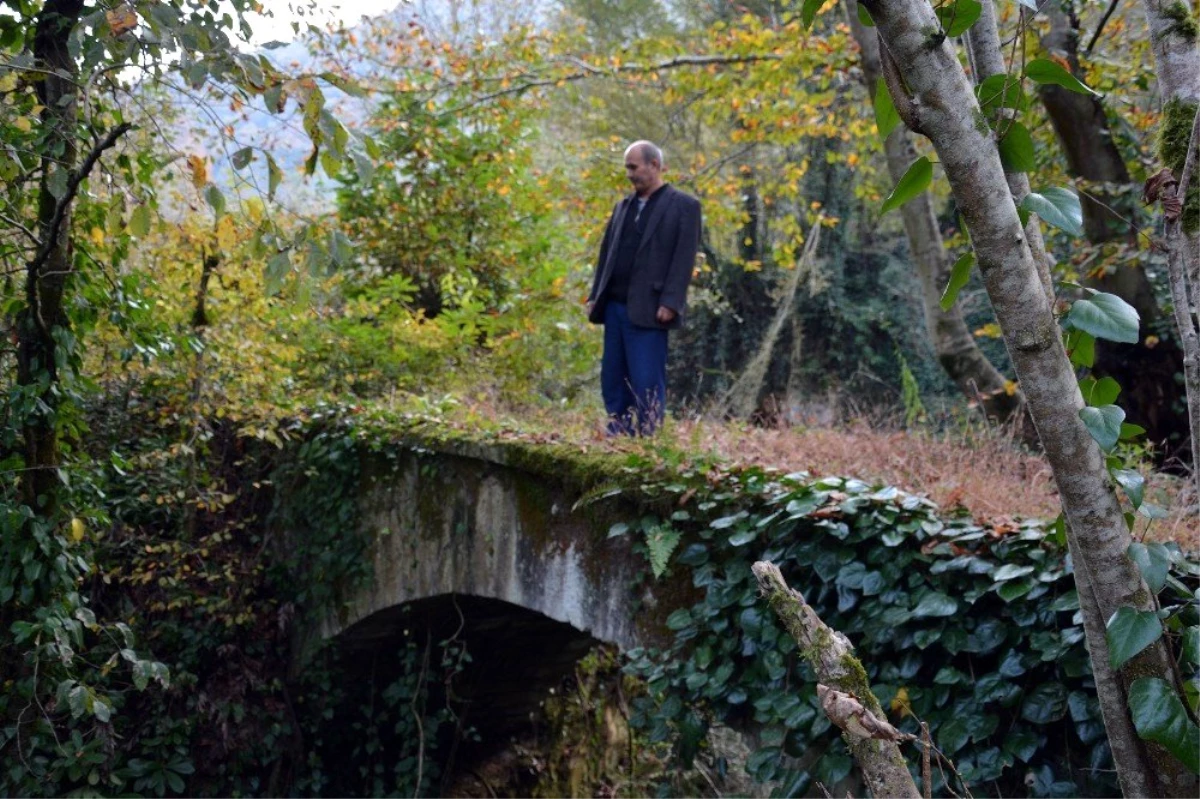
{"left": 1021, "top": 682, "right": 1067, "bottom": 724}
{"left": 1020, "top": 187, "right": 1082, "bottom": 236}
{"left": 711, "top": 512, "right": 747, "bottom": 529}
{"left": 1113, "top": 470, "right": 1146, "bottom": 510}
{"left": 1127, "top": 541, "right": 1168, "bottom": 592}
{"left": 935, "top": 0, "right": 982, "bottom": 36}
{"left": 881, "top": 156, "right": 933, "bottom": 215}
{"left": 1106, "top": 606, "right": 1162, "bottom": 670}
{"left": 1138, "top": 502, "right": 1169, "bottom": 520}
{"left": 913, "top": 591, "right": 958, "bottom": 617}
{"left": 998, "top": 121, "right": 1036, "bottom": 172}
{"left": 728, "top": 527, "right": 757, "bottom": 546}
{"left": 993, "top": 564, "right": 1035, "bottom": 582}
{"left": 857, "top": 2, "right": 875, "bottom": 26}
{"left": 1066, "top": 329, "right": 1096, "bottom": 367}
{"left": 1079, "top": 405, "right": 1125, "bottom": 451}
{"left": 939, "top": 252, "right": 975, "bottom": 310}
{"left": 997, "top": 578, "right": 1035, "bottom": 602}
{"left": 1183, "top": 626, "right": 1199, "bottom": 666}
{"left": 1067, "top": 291, "right": 1140, "bottom": 344}
{"left": 666, "top": 608, "right": 692, "bottom": 630}
{"left": 1120, "top": 422, "right": 1146, "bottom": 441}
{"left": 1078, "top": 376, "right": 1121, "bottom": 406}
{"left": 1025, "top": 57, "right": 1098, "bottom": 96}
{"left": 1127, "top": 678, "right": 1200, "bottom": 773}
{"left": 874, "top": 77, "right": 900, "bottom": 142}
{"left": 938, "top": 716, "right": 971, "bottom": 753}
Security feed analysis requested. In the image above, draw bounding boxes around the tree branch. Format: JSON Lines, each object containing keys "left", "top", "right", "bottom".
{"left": 752, "top": 561, "right": 920, "bottom": 798}
{"left": 439, "top": 52, "right": 781, "bottom": 116}
{"left": 26, "top": 122, "right": 132, "bottom": 278}
{"left": 1085, "top": 0, "right": 1123, "bottom": 56}
{"left": 878, "top": 35, "right": 926, "bottom": 137}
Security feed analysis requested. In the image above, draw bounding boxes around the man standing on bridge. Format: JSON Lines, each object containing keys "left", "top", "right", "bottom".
{"left": 586, "top": 141, "right": 702, "bottom": 436}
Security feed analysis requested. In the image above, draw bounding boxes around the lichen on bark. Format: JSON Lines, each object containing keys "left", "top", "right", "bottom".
{"left": 1160, "top": 98, "right": 1200, "bottom": 233}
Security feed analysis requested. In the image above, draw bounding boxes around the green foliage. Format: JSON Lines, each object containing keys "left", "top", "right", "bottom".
{"left": 873, "top": 77, "right": 900, "bottom": 142}
{"left": 997, "top": 122, "right": 1036, "bottom": 173}
{"left": 615, "top": 457, "right": 1199, "bottom": 795}
{"left": 934, "top": 0, "right": 982, "bottom": 38}
{"left": 899, "top": 352, "right": 927, "bottom": 427}
{"left": 1020, "top": 188, "right": 1084, "bottom": 237}
{"left": 1128, "top": 678, "right": 1200, "bottom": 773}
{"left": 940, "top": 252, "right": 975, "bottom": 311}
{"left": 1024, "top": 58, "right": 1098, "bottom": 96}
{"left": 1066, "top": 291, "right": 1141, "bottom": 345}
{"left": 881, "top": 156, "right": 934, "bottom": 214}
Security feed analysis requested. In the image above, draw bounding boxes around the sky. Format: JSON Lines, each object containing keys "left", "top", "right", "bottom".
{"left": 247, "top": 0, "right": 403, "bottom": 45}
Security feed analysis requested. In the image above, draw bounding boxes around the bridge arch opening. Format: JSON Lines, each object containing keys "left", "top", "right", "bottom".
{"left": 327, "top": 592, "right": 608, "bottom": 795}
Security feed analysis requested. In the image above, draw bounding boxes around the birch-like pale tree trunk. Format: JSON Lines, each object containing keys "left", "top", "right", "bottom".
{"left": 1138, "top": 0, "right": 1200, "bottom": 507}
{"left": 860, "top": 0, "right": 1198, "bottom": 793}
{"left": 844, "top": 2, "right": 1030, "bottom": 436}
{"left": 1038, "top": 0, "right": 1188, "bottom": 456}
{"left": 1166, "top": 115, "right": 1200, "bottom": 503}
{"left": 962, "top": 0, "right": 1055, "bottom": 305}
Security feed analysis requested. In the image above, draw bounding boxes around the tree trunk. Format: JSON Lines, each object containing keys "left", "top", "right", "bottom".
{"left": 861, "top": 0, "right": 1198, "bottom": 793}
{"left": 846, "top": 3, "right": 1030, "bottom": 433}
{"left": 17, "top": 0, "right": 84, "bottom": 516}
{"left": 962, "top": 0, "right": 1055, "bottom": 305}
{"left": 1039, "top": 0, "right": 1188, "bottom": 457}
{"left": 752, "top": 562, "right": 920, "bottom": 799}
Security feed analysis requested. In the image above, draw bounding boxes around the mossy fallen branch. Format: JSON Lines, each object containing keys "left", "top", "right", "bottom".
{"left": 752, "top": 561, "right": 920, "bottom": 798}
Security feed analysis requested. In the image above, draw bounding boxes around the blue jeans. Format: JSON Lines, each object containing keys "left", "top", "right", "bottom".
{"left": 601, "top": 301, "right": 668, "bottom": 436}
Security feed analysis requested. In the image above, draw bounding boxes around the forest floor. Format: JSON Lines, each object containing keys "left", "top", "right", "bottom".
{"left": 426, "top": 398, "right": 1197, "bottom": 550}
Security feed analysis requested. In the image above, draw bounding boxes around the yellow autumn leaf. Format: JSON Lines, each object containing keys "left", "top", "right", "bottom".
{"left": 1004, "top": 380, "right": 1018, "bottom": 396}
{"left": 106, "top": 4, "right": 138, "bottom": 36}
{"left": 890, "top": 686, "right": 912, "bottom": 718}
{"left": 13, "top": 116, "right": 32, "bottom": 133}
{"left": 89, "top": 226, "right": 105, "bottom": 247}
{"left": 973, "top": 323, "right": 1003, "bottom": 339}
{"left": 188, "top": 154, "right": 208, "bottom": 189}
{"left": 70, "top": 517, "right": 85, "bottom": 542}
{"left": 216, "top": 216, "right": 237, "bottom": 250}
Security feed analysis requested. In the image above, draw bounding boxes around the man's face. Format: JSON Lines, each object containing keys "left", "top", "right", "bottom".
{"left": 625, "top": 149, "right": 661, "bottom": 194}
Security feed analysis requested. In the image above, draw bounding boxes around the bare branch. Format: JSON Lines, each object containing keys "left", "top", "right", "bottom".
{"left": 26, "top": 123, "right": 132, "bottom": 277}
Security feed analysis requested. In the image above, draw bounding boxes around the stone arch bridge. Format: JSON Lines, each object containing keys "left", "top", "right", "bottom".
{"left": 306, "top": 437, "right": 686, "bottom": 756}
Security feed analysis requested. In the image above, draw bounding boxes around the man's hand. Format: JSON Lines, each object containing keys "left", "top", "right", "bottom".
{"left": 586, "top": 300, "right": 594, "bottom": 316}
{"left": 656, "top": 305, "right": 677, "bottom": 324}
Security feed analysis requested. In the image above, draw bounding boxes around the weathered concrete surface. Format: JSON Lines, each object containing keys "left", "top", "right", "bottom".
{"left": 317, "top": 440, "right": 661, "bottom": 651}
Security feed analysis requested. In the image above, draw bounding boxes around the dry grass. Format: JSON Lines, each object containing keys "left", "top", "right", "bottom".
{"left": 666, "top": 419, "right": 1057, "bottom": 519}
{"left": 442, "top": 397, "right": 1197, "bottom": 551}
{"left": 660, "top": 419, "right": 1197, "bottom": 551}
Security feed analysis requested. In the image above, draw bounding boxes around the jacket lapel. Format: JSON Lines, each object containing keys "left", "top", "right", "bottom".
{"left": 636, "top": 186, "right": 673, "bottom": 253}
{"left": 610, "top": 194, "right": 634, "bottom": 250}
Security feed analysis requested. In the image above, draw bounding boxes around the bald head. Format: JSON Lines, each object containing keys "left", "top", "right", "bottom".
{"left": 624, "top": 140, "right": 664, "bottom": 168}
{"left": 624, "top": 140, "right": 665, "bottom": 197}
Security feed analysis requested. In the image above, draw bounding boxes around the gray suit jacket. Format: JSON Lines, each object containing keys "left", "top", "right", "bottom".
{"left": 587, "top": 185, "right": 702, "bottom": 330}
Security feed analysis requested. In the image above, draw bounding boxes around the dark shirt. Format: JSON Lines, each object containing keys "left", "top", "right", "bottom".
{"left": 606, "top": 184, "right": 668, "bottom": 304}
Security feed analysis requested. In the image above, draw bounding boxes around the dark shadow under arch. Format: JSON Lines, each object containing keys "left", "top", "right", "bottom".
{"left": 332, "top": 593, "right": 605, "bottom": 793}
